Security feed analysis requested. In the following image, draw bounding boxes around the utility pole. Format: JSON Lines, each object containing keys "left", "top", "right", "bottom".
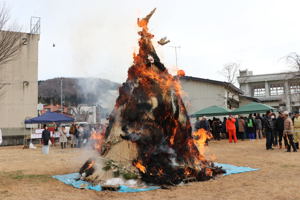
{"left": 60, "top": 77, "right": 63, "bottom": 112}
{"left": 168, "top": 46, "right": 181, "bottom": 67}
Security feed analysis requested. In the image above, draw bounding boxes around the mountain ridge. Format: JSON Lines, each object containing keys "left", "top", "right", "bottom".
{"left": 38, "top": 77, "right": 120, "bottom": 109}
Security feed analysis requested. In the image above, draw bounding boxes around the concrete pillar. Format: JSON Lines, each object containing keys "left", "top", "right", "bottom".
{"left": 224, "top": 90, "right": 228, "bottom": 108}
{"left": 284, "top": 80, "right": 291, "bottom": 112}
{"left": 265, "top": 81, "right": 270, "bottom": 97}
{"left": 240, "top": 83, "right": 251, "bottom": 96}
{"left": 245, "top": 83, "right": 251, "bottom": 96}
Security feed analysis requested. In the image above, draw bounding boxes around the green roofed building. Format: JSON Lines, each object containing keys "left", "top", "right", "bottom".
{"left": 179, "top": 76, "right": 243, "bottom": 116}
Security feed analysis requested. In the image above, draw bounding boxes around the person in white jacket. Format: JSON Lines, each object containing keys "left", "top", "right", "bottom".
{"left": 59, "top": 126, "right": 67, "bottom": 149}
{"left": 0, "top": 128, "right": 3, "bottom": 145}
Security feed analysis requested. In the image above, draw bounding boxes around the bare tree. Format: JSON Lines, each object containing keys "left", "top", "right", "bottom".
{"left": 0, "top": 3, "right": 22, "bottom": 66}
{"left": 221, "top": 62, "right": 240, "bottom": 84}
{"left": 286, "top": 52, "right": 300, "bottom": 71}
{"left": 219, "top": 62, "right": 240, "bottom": 109}
{"left": 0, "top": 3, "right": 23, "bottom": 97}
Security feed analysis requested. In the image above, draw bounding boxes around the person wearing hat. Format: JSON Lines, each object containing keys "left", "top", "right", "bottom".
{"left": 293, "top": 111, "right": 300, "bottom": 149}
{"left": 283, "top": 111, "right": 297, "bottom": 152}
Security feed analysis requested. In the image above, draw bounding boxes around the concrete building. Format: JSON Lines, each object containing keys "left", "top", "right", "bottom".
{"left": 179, "top": 76, "right": 243, "bottom": 115}
{"left": 237, "top": 69, "right": 300, "bottom": 112}
{"left": 0, "top": 31, "right": 40, "bottom": 145}
{"left": 239, "top": 95, "right": 260, "bottom": 106}
{"left": 41, "top": 104, "right": 69, "bottom": 115}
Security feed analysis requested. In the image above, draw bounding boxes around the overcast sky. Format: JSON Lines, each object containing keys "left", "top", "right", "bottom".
{"left": 6, "top": 0, "right": 300, "bottom": 83}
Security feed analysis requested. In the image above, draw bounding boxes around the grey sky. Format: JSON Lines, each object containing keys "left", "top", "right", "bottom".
{"left": 7, "top": 0, "right": 300, "bottom": 83}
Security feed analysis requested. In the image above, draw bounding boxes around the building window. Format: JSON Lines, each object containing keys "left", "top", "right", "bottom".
{"left": 253, "top": 87, "right": 265, "bottom": 97}
{"left": 290, "top": 83, "right": 300, "bottom": 94}
{"left": 270, "top": 84, "right": 284, "bottom": 96}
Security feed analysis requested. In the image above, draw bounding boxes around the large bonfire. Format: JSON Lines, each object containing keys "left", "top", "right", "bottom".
{"left": 80, "top": 8, "right": 225, "bottom": 186}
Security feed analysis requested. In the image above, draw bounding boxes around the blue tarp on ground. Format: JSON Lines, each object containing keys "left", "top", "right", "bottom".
{"left": 214, "top": 163, "right": 258, "bottom": 176}
{"left": 25, "top": 112, "right": 74, "bottom": 124}
{"left": 52, "top": 163, "right": 258, "bottom": 193}
{"left": 52, "top": 173, "right": 160, "bottom": 192}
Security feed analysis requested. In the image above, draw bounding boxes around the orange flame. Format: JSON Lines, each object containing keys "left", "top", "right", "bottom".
{"left": 90, "top": 131, "right": 104, "bottom": 152}
{"left": 134, "top": 161, "right": 146, "bottom": 173}
{"left": 123, "top": 9, "right": 216, "bottom": 180}
{"left": 169, "top": 120, "right": 179, "bottom": 145}
{"left": 177, "top": 69, "right": 185, "bottom": 77}
{"left": 193, "top": 128, "right": 212, "bottom": 149}
{"left": 184, "top": 168, "right": 192, "bottom": 176}
{"left": 192, "top": 128, "right": 213, "bottom": 162}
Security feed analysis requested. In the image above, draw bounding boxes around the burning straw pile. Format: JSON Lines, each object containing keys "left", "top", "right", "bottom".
{"left": 79, "top": 8, "right": 225, "bottom": 187}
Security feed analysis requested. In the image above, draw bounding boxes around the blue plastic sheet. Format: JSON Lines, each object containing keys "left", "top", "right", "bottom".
{"left": 52, "top": 163, "right": 258, "bottom": 192}
{"left": 214, "top": 163, "right": 258, "bottom": 176}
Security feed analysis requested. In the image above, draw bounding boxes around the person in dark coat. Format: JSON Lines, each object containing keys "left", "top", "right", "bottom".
{"left": 42, "top": 124, "right": 51, "bottom": 154}
{"left": 212, "top": 118, "right": 221, "bottom": 140}
{"left": 221, "top": 117, "right": 227, "bottom": 139}
{"left": 235, "top": 116, "right": 240, "bottom": 139}
{"left": 275, "top": 112, "right": 286, "bottom": 149}
{"left": 195, "top": 116, "right": 210, "bottom": 131}
{"left": 264, "top": 111, "right": 274, "bottom": 150}
{"left": 271, "top": 113, "right": 278, "bottom": 147}
{"left": 216, "top": 118, "right": 223, "bottom": 140}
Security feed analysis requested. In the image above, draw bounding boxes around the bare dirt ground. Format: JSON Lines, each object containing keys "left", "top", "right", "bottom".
{"left": 0, "top": 139, "right": 299, "bottom": 200}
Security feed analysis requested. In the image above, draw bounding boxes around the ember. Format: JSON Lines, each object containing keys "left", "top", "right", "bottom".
{"left": 177, "top": 69, "right": 185, "bottom": 77}
{"left": 80, "top": 8, "right": 225, "bottom": 186}
{"left": 133, "top": 160, "right": 146, "bottom": 174}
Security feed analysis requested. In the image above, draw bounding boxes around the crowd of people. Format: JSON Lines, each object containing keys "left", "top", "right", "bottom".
{"left": 39, "top": 110, "right": 300, "bottom": 154}
{"left": 194, "top": 110, "right": 300, "bottom": 152}
{"left": 41, "top": 123, "right": 106, "bottom": 154}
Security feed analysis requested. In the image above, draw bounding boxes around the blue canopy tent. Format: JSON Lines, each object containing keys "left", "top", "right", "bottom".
{"left": 25, "top": 112, "right": 74, "bottom": 124}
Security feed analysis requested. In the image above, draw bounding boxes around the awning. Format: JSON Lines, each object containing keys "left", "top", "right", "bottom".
{"left": 191, "top": 106, "right": 230, "bottom": 117}
{"left": 25, "top": 112, "right": 74, "bottom": 124}
{"left": 231, "top": 102, "right": 276, "bottom": 115}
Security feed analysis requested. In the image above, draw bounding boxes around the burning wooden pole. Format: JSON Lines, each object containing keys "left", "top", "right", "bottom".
{"left": 80, "top": 8, "right": 225, "bottom": 186}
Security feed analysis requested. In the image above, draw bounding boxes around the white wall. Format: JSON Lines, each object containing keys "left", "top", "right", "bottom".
{"left": 0, "top": 33, "right": 39, "bottom": 129}
{"left": 180, "top": 79, "right": 227, "bottom": 115}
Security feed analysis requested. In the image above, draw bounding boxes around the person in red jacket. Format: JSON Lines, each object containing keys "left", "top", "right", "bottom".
{"left": 226, "top": 115, "right": 237, "bottom": 143}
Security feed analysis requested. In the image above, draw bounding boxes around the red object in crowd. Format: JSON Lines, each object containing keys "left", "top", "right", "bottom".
{"left": 226, "top": 118, "right": 237, "bottom": 143}
{"left": 47, "top": 125, "right": 56, "bottom": 145}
